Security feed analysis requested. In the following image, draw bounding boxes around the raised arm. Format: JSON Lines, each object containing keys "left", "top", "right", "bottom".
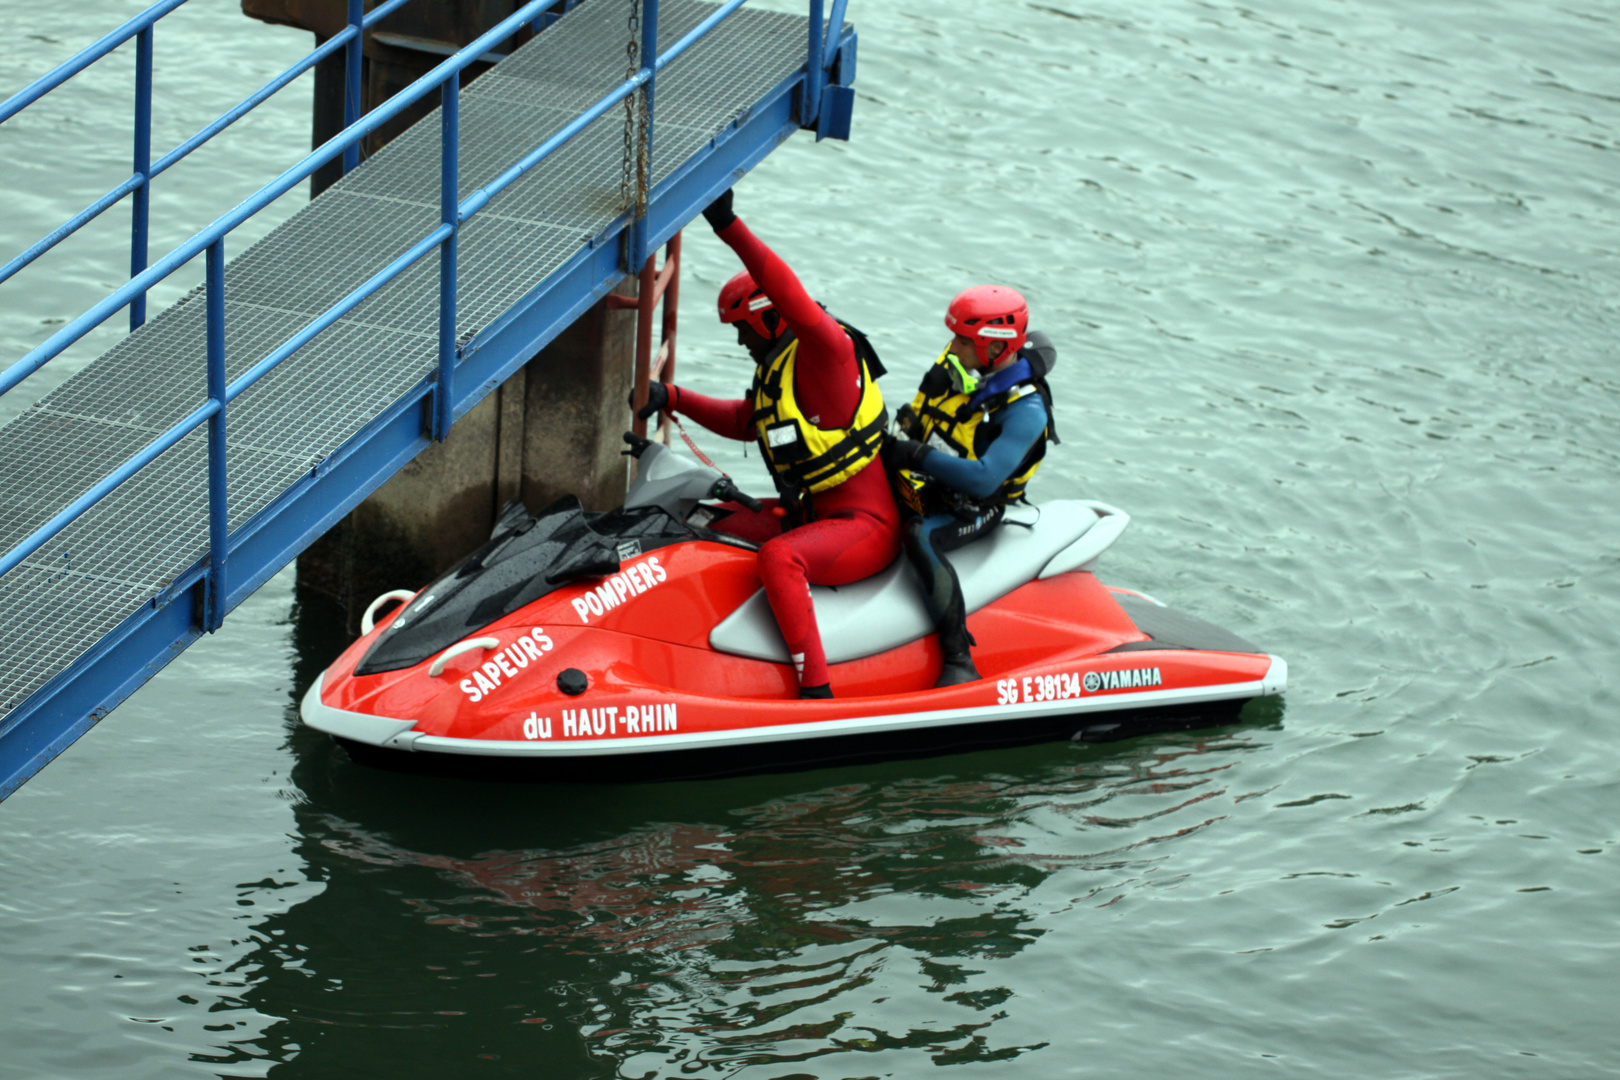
{"left": 702, "top": 191, "right": 846, "bottom": 356}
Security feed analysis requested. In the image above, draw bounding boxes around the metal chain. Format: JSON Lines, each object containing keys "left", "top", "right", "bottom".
{"left": 635, "top": 73, "right": 651, "bottom": 219}
{"left": 620, "top": 0, "right": 640, "bottom": 214}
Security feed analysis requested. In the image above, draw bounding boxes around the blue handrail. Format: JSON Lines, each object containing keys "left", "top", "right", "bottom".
{"left": 0, "top": 0, "right": 845, "bottom": 616}
{"left": 0, "top": 0, "right": 189, "bottom": 123}
{"left": 0, "top": 0, "right": 419, "bottom": 302}
{"left": 434, "top": 73, "right": 460, "bottom": 443}
{"left": 0, "top": 0, "right": 562, "bottom": 401}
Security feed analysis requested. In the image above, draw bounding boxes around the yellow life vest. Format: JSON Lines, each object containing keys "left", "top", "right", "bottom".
{"left": 902, "top": 346, "right": 1050, "bottom": 509}
{"left": 751, "top": 335, "right": 888, "bottom": 495}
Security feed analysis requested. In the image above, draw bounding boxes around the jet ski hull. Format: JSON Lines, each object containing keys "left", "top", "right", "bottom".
{"left": 302, "top": 556, "right": 1285, "bottom": 779}
{"left": 300, "top": 442, "right": 1285, "bottom": 780}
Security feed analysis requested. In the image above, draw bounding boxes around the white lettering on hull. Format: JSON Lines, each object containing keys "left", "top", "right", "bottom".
{"left": 996, "top": 667, "right": 1163, "bottom": 705}
{"left": 570, "top": 556, "right": 667, "bottom": 623}
{"left": 457, "top": 628, "right": 555, "bottom": 702}
{"left": 560, "top": 703, "right": 678, "bottom": 738}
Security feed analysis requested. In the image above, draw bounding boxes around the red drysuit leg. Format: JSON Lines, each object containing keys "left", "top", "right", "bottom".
{"left": 715, "top": 504, "right": 900, "bottom": 689}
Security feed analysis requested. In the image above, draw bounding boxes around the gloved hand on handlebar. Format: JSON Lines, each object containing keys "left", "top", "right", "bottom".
{"left": 629, "top": 380, "right": 676, "bottom": 421}
{"left": 701, "top": 187, "right": 737, "bottom": 231}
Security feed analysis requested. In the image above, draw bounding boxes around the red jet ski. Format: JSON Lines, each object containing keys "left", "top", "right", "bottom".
{"left": 301, "top": 433, "right": 1286, "bottom": 779}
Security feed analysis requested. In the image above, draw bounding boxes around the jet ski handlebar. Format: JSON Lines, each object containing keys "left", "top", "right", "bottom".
{"left": 621, "top": 430, "right": 767, "bottom": 518}
{"left": 710, "top": 476, "right": 765, "bottom": 514}
{"left": 622, "top": 430, "right": 652, "bottom": 457}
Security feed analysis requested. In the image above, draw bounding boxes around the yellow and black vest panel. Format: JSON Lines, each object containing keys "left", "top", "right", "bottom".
{"left": 751, "top": 336, "right": 888, "bottom": 495}
{"left": 904, "top": 351, "right": 1050, "bottom": 507}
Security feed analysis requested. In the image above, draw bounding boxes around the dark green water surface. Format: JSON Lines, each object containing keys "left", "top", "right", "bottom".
{"left": 2, "top": 1, "right": 1617, "bottom": 1076}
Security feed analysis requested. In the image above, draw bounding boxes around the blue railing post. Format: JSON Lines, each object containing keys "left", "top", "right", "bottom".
{"left": 433, "top": 75, "right": 459, "bottom": 442}
{"left": 130, "top": 25, "right": 154, "bottom": 331}
{"left": 824, "top": 0, "right": 849, "bottom": 68}
{"left": 343, "top": 0, "right": 363, "bottom": 176}
{"left": 204, "top": 239, "right": 228, "bottom": 632}
{"left": 803, "top": 0, "right": 824, "bottom": 127}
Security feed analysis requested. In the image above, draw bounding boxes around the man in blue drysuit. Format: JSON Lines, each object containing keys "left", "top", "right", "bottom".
{"left": 885, "top": 285, "right": 1058, "bottom": 688}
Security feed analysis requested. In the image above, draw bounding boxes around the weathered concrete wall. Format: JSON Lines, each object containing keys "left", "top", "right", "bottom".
{"left": 246, "top": 1, "right": 640, "bottom": 629}
{"left": 294, "top": 390, "right": 505, "bottom": 620}
{"left": 521, "top": 280, "right": 641, "bottom": 514}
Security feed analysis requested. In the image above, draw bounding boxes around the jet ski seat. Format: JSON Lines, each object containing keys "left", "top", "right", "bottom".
{"left": 709, "top": 499, "right": 1130, "bottom": 665}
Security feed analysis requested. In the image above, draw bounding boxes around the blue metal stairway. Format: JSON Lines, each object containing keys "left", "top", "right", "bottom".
{"left": 0, "top": 0, "right": 857, "bottom": 799}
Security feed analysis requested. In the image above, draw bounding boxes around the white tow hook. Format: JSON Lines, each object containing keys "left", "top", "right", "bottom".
{"left": 428, "top": 637, "right": 501, "bottom": 678}
{"left": 361, "top": 589, "right": 418, "bottom": 634}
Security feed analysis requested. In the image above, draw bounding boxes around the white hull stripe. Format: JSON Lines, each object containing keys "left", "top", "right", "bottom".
{"left": 301, "top": 657, "right": 1287, "bottom": 759}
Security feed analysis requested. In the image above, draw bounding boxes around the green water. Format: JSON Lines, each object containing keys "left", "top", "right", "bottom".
{"left": 3, "top": 1, "right": 1618, "bottom": 1077}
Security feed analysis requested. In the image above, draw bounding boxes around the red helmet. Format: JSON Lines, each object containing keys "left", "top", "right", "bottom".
{"left": 945, "top": 285, "right": 1028, "bottom": 366}
{"left": 717, "top": 270, "right": 780, "bottom": 340}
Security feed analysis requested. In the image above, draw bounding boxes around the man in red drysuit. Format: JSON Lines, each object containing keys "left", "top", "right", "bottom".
{"left": 634, "top": 188, "right": 900, "bottom": 698}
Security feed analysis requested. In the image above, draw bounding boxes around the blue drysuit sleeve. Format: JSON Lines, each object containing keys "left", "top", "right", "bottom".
{"left": 918, "top": 395, "right": 1047, "bottom": 500}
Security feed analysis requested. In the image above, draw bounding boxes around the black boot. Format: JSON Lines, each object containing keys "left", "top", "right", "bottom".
{"left": 935, "top": 616, "right": 979, "bottom": 688}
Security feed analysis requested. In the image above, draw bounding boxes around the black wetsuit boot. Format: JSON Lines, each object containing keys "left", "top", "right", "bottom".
{"left": 903, "top": 509, "right": 1003, "bottom": 689}
{"left": 934, "top": 590, "right": 980, "bottom": 688}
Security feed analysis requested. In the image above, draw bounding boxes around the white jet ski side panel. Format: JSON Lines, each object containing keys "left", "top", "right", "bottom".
{"left": 709, "top": 500, "right": 1115, "bottom": 665}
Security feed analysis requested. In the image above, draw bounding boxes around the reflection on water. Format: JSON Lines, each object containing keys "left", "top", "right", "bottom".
{"left": 220, "top": 592, "right": 1279, "bottom": 1077}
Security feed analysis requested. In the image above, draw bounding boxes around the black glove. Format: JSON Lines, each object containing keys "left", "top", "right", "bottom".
{"left": 702, "top": 188, "right": 736, "bottom": 231}
{"left": 884, "top": 437, "right": 931, "bottom": 474}
{"left": 629, "top": 380, "right": 673, "bottom": 420}
{"left": 894, "top": 403, "right": 923, "bottom": 440}
{"left": 918, "top": 363, "right": 952, "bottom": 399}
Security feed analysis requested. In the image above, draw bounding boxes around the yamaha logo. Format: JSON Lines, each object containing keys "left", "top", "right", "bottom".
{"left": 1084, "top": 667, "right": 1163, "bottom": 693}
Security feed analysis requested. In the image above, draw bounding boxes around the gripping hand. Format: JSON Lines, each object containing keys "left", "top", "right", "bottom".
{"left": 629, "top": 380, "right": 673, "bottom": 420}
{"left": 894, "top": 403, "right": 923, "bottom": 440}
{"left": 883, "top": 436, "right": 932, "bottom": 475}
{"left": 702, "top": 188, "right": 737, "bottom": 231}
